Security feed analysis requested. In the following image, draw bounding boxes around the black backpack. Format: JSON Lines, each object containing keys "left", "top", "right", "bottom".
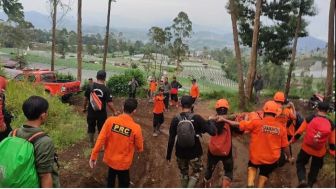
{"left": 176, "top": 113, "right": 196, "bottom": 148}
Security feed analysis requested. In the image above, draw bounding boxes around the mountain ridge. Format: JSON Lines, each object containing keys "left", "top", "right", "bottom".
{"left": 0, "top": 11, "right": 327, "bottom": 51}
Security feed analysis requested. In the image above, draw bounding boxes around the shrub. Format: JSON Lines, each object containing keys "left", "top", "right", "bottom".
{"left": 55, "top": 72, "right": 76, "bottom": 81}
{"left": 5, "top": 81, "right": 86, "bottom": 149}
{"left": 107, "top": 69, "right": 146, "bottom": 96}
{"left": 202, "top": 89, "right": 253, "bottom": 113}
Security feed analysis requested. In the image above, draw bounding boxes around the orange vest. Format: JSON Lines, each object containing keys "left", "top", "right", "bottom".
{"left": 190, "top": 84, "right": 199, "bottom": 98}
{"left": 90, "top": 114, "right": 144, "bottom": 170}
{"left": 149, "top": 81, "right": 157, "bottom": 92}
{"left": 153, "top": 94, "right": 165, "bottom": 114}
{"left": 239, "top": 116, "right": 289, "bottom": 165}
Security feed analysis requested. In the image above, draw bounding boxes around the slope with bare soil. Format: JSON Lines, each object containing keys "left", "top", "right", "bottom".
{"left": 59, "top": 97, "right": 335, "bottom": 188}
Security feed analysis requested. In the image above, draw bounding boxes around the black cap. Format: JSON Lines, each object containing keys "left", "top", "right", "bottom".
{"left": 96, "top": 70, "right": 106, "bottom": 80}
{"left": 181, "top": 95, "right": 193, "bottom": 107}
{"left": 191, "top": 78, "right": 196, "bottom": 82}
{"left": 317, "top": 102, "right": 329, "bottom": 112}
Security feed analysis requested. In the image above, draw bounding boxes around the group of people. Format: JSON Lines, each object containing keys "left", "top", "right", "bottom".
{"left": 0, "top": 70, "right": 334, "bottom": 188}
{"left": 85, "top": 70, "right": 335, "bottom": 188}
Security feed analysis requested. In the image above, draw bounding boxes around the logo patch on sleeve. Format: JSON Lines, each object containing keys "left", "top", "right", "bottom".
{"left": 112, "top": 124, "right": 132, "bottom": 137}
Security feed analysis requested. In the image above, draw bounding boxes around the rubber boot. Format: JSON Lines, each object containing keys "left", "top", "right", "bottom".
{"left": 88, "top": 133, "right": 94, "bottom": 147}
{"left": 180, "top": 175, "right": 189, "bottom": 188}
{"left": 202, "top": 178, "right": 211, "bottom": 188}
{"left": 222, "top": 177, "right": 231, "bottom": 188}
{"left": 297, "top": 180, "right": 308, "bottom": 188}
{"left": 187, "top": 176, "right": 198, "bottom": 188}
{"left": 257, "top": 176, "right": 268, "bottom": 188}
{"left": 247, "top": 167, "right": 257, "bottom": 187}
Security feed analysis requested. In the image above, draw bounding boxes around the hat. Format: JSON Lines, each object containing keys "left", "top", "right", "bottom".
{"left": 273, "top": 91, "right": 285, "bottom": 103}
{"left": 263, "top": 100, "right": 280, "bottom": 114}
{"left": 191, "top": 79, "right": 196, "bottom": 82}
{"left": 215, "top": 99, "right": 229, "bottom": 109}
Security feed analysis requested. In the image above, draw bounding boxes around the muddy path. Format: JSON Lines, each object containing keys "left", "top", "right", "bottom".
{"left": 58, "top": 96, "right": 335, "bottom": 188}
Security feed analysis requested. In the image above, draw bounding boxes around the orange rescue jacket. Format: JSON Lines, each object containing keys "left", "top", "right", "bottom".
{"left": 90, "top": 114, "right": 144, "bottom": 170}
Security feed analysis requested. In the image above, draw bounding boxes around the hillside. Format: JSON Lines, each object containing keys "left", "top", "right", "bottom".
{"left": 0, "top": 11, "right": 327, "bottom": 51}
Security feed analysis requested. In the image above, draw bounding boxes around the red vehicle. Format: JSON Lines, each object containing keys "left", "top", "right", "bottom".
{"left": 14, "top": 69, "right": 81, "bottom": 101}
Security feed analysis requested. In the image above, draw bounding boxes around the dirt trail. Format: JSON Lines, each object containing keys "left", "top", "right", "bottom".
{"left": 59, "top": 97, "right": 334, "bottom": 188}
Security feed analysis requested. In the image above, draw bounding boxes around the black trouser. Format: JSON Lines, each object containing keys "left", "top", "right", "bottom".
{"left": 191, "top": 98, "right": 197, "bottom": 113}
{"left": 129, "top": 91, "right": 136, "bottom": 98}
{"left": 296, "top": 149, "right": 324, "bottom": 186}
{"left": 153, "top": 113, "right": 164, "bottom": 131}
{"left": 87, "top": 115, "right": 107, "bottom": 133}
{"left": 205, "top": 151, "right": 234, "bottom": 181}
{"left": 248, "top": 161, "right": 278, "bottom": 178}
{"left": 163, "top": 93, "right": 170, "bottom": 109}
{"left": 107, "top": 167, "right": 130, "bottom": 188}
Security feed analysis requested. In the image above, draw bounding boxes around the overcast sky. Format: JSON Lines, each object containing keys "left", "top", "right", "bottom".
{"left": 20, "top": 0, "right": 330, "bottom": 41}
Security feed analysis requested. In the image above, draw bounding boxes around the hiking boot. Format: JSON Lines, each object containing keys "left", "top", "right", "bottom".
{"left": 222, "top": 177, "right": 231, "bottom": 188}
{"left": 153, "top": 132, "right": 158, "bottom": 137}
{"left": 202, "top": 178, "right": 211, "bottom": 188}
{"left": 298, "top": 180, "right": 309, "bottom": 188}
{"left": 180, "top": 175, "right": 189, "bottom": 188}
{"left": 187, "top": 176, "right": 198, "bottom": 188}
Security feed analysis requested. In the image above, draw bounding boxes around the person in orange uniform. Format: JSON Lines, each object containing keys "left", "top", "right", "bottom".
{"left": 273, "top": 91, "right": 296, "bottom": 158}
{"left": 190, "top": 79, "right": 199, "bottom": 113}
{"left": 89, "top": 98, "right": 144, "bottom": 188}
{"left": 149, "top": 78, "right": 157, "bottom": 102}
{"left": 221, "top": 101, "right": 294, "bottom": 187}
{"left": 290, "top": 102, "right": 335, "bottom": 187}
{"left": 153, "top": 87, "right": 165, "bottom": 137}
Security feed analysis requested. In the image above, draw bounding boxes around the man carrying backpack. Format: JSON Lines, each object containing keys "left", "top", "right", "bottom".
{"left": 0, "top": 96, "right": 60, "bottom": 187}
{"left": 203, "top": 99, "right": 244, "bottom": 188}
{"left": 83, "top": 70, "right": 118, "bottom": 147}
{"left": 221, "top": 100, "right": 293, "bottom": 187}
{"left": 290, "top": 102, "right": 335, "bottom": 188}
{"left": 166, "top": 95, "right": 216, "bottom": 188}
{"left": 89, "top": 98, "right": 143, "bottom": 188}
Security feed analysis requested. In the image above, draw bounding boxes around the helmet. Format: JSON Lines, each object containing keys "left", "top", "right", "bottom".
{"left": 215, "top": 99, "right": 229, "bottom": 109}
{"left": 263, "top": 100, "right": 280, "bottom": 114}
{"left": 273, "top": 91, "right": 285, "bottom": 103}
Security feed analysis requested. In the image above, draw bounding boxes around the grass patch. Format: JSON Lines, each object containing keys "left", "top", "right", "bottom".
{"left": 5, "top": 81, "right": 86, "bottom": 149}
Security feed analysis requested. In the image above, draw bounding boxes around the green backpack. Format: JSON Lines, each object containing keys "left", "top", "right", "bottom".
{"left": 0, "top": 129, "right": 45, "bottom": 188}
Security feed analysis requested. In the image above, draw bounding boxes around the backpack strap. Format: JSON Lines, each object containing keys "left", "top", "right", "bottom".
{"left": 28, "top": 131, "right": 46, "bottom": 144}
{"left": 12, "top": 128, "right": 18, "bottom": 137}
{"left": 11, "top": 128, "right": 46, "bottom": 144}
{"left": 176, "top": 113, "right": 194, "bottom": 122}
{"left": 187, "top": 113, "right": 194, "bottom": 121}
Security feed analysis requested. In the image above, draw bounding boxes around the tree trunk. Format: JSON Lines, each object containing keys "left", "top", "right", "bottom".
{"left": 229, "top": 0, "right": 246, "bottom": 110}
{"left": 285, "top": 4, "right": 303, "bottom": 97}
{"left": 103, "top": 0, "right": 112, "bottom": 71}
{"left": 154, "top": 52, "right": 158, "bottom": 77}
{"left": 325, "top": 0, "right": 335, "bottom": 102}
{"left": 51, "top": 0, "right": 57, "bottom": 71}
{"left": 77, "top": 0, "right": 82, "bottom": 81}
{"left": 245, "top": 0, "right": 262, "bottom": 100}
